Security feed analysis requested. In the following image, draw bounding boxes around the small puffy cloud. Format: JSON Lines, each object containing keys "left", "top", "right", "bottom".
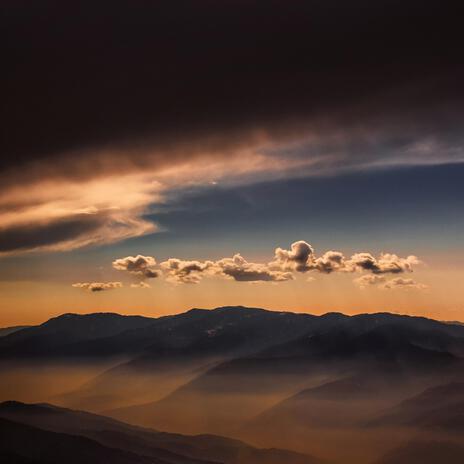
{"left": 382, "top": 278, "right": 428, "bottom": 290}
{"left": 272, "top": 240, "right": 314, "bottom": 272}
{"left": 312, "top": 250, "right": 346, "bottom": 274}
{"left": 131, "top": 281, "right": 151, "bottom": 288}
{"left": 347, "top": 252, "right": 419, "bottom": 274}
{"left": 72, "top": 281, "right": 122, "bottom": 292}
{"left": 346, "top": 252, "right": 378, "bottom": 273}
{"left": 160, "top": 254, "right": 293, "bottom": 284}
{"left": 112, "top": 255, "right": 160, "bottom": 278}
{"left": 160, "top": 258, "right": 215, "bottom": 284}
{"left": 354, "top": 275, "right": 427, "bottom": 290}
{"left": 354, "top": 274, "right": 387, "bottom": 289}
{"left": 216, "top": 254, "right": 294, "bottom": 282}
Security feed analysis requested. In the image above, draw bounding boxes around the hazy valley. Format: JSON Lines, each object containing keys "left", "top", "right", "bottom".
{"left": 1, "top": 306, "right": 464, "bottom": 463}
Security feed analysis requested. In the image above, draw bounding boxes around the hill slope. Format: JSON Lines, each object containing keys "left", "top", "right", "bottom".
{"left": 0, "top": 401, "right": 324, "bottom": 464}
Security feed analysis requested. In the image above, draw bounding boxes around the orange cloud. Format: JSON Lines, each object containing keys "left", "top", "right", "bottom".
{"left": 71, "top": 282, "right": 123, "bottom": 292}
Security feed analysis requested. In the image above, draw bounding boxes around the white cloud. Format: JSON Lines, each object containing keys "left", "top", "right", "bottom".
{"left": 354, "top": 274, "right": 387, "bottom": 289}
{"left": 160, "top": 258, "right": 215, "bottom": 284}
{"left": 215, "top": 254, "right": 294, "bottom": 282}
{"left": 130, "top": 281, "right": 151, "bottom": 288}
{"left": 346, "top": 252, "right": 419, "bottom": 274}
{"left": 112, "top": 255, "right": 159, "bottom": 278}
{"left": 272, "top": 240, "right": 314, "bottom": 272}
{"left": 312, "top": 250, "right": 346, "bottom": 274}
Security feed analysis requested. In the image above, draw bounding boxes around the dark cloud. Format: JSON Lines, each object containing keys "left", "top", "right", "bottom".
{"left": 1, "top": 2, "right": 463, "bottom": 256}
{"left": 1, "top": 1, "right": 463, "bottom": 180}
{"left": 0, "top": 214, "right": 106, "bottom": 254}
{"left": 0, "top": 204, "right": 154, "bottom": 255}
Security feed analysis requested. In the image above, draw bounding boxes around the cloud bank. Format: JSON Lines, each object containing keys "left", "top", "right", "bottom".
{"left": 107, "top": 241, "right": 424, "bottom": 289}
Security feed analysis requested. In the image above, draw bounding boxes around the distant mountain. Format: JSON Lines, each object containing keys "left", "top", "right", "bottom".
{"left": 368, "top": 382, "right": 464, "bottom": 431}
{"left": 375, "top": 440, "right": 464, "bottom": 464}
{"left": 244, "top": 376, "right": 390, "bottom": 431}
{"left": 0, "top": 401, "right": 324, "bottom": 464}
{"left": 0, "top": 326, "right": 30, "bottom": 338}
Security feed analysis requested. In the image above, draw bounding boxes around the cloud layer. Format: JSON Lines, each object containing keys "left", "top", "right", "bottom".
{"left": 105, "top": 240, "right": 425, "bottom": 290}
{"left": 3, "top": 1, "right": 462, "bottom": 170}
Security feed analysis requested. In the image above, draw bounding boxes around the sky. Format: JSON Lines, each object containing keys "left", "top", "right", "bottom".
{"left": 1, "top": 1, "right": 463, "bottom": 325}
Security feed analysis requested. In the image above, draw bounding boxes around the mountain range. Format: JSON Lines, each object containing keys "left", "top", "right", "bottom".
{"left": 1, "top": 306, "right": 464, "bottom": 463}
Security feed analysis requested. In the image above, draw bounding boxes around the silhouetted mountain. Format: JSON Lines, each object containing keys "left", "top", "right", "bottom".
{"left": 0, "top": 416, "right": 170, "bottom": 464}
{"left": 375, "top": 440, "right": 464, "bottom": 464}
{"left": 114, "top": 306, "right": 321, "bottom": 362}
{"left": 260, "top": 315, "right": 464, "bottom": 361}
{"left": 48, "top": 307, "right": 326, "bottom": 410}
{"left": 0, "top": 326, "right": 30, "bottom": 338}
{"left": 3, "top": 307, "right": 464, "bottom": 361}
{"left": 0, "top": 401, "right": 324, "bottom": 464}
{"left": 368, "top": 382, "right": 464, "bottom": 431}
{"left": 3, "top": 308, "right": 464, "bottom": 464}
{"left": 4, "top": 307, "right": 464, "bottom": 438}
{"left": 0, "top": 313, "right": 156, "bottom": 358}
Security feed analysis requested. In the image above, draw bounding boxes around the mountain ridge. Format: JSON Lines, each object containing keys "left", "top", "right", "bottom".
{"left": 4, "top": 306, "right": 464, "bottom": 334}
